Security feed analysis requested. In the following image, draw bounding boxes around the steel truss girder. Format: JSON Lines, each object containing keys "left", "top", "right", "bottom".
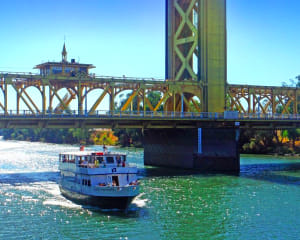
{"left": 0, "top": 73, "right": 299, "bottom": 116}
{"left": 227, "top": 85, "right": 300, "bottom": 114}
{"left": 0, "top": 74, "right": 203, "bottom": 114}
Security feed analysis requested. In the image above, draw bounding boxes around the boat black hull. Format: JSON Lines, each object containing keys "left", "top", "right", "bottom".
{"left": 60, "top": 187, "right": 135, "bottom": 210}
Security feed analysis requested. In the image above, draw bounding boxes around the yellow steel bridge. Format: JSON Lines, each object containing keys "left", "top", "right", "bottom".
{"left": 0, "top": 71, "right": 299, "bottom": 129}
{"left": 0, "top": 0, "right": 299, "bottom": 129}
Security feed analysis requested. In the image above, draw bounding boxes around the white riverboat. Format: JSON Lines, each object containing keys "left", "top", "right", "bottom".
{"left": 58, "top": 149, "right": 139, "bottom": 209}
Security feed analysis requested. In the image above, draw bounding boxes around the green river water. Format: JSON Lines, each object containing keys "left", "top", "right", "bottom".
{"left": 0, "top": 139, "right": 299, "bottom": 240}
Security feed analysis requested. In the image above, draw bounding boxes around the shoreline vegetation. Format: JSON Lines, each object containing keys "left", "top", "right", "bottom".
{"left": 0, "top": 128, "right": 143, "bottom": 148}
{"left": 0, "top": 128, "right": 300, "bottom": 156}
{"left": 239, "top": 128, "right": 300, "bottom": 156}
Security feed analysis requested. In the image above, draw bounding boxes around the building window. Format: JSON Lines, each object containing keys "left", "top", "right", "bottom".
{"left": 65, "top": 67, "right": 75, "bottom": 73}
{"left": 79, "top": 67, "right": 87, "bottom": 73}
{"left": 52, "top": 66, "right": 62, "bottom": 74}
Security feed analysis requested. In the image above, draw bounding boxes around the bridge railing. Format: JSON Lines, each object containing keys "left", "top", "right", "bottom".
{"left": 0, "top": 71, "right": 39, "bottom": 76}
{"left": 1, "top": 110, "right": 300, "bottom": 120}
{"left": 0, "top": 71, "right": 166, "bottom": 82}
{"left": 0, "top": 110, "right": 223, "bottom": 119}
{"left": 239, "top": 113, "right": 300, "bottom": 120}
{"left": 93, "top": 75, "right": 165, "bottom": 82}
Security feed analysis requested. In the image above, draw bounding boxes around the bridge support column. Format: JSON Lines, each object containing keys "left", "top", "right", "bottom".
{"left": 144, "top": 128, "right": 240, "bottom": 173}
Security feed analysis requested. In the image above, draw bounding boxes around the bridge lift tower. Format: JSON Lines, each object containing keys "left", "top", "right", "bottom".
{"left": 166, "top": 0, "right": 226, "bottom": 113}
{"left": 144, "top": 0, "right": 240, "bottom": 172}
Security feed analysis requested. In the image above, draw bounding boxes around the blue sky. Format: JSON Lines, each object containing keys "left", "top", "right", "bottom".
{"left": 0, "top": 0, "right": 299, "bottom": 86}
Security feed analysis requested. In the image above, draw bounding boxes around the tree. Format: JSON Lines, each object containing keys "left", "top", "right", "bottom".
{"left": 285, "top": 128, "right": 300, "bottom": 149}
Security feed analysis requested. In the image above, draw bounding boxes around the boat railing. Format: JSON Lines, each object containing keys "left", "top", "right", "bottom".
{"left": 77, "top": 163, "right": 136, "bottom": 169}
{"left": 125, "top": 163, "right": 137, "bottom": 168}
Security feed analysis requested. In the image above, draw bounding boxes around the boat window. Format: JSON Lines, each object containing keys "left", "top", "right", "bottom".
{"left": 96, "top": 156, "right": 103, "bottom": 162}
{"left": 88, "top": 156, "right": 95, "bottom": 164}
{"left": 106, "top": 157, "right": 114, "bottom": 164}
{"left": 60, "top": 154, "right": 76, "bottom": 164}
{"left": 81, "top": 179, "right": 91, "bottom": 186}
{"left": 61, "top": 155, "right": 67, "bottom": 162}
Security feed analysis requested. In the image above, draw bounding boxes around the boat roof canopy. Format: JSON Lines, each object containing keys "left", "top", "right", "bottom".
{"left": 60, "top": 151, "right": 126, "bottom": 157}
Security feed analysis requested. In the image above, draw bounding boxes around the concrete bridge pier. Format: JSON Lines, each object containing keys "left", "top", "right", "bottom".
{"left": 144, "top": 128, "right": 240, "bottom": 173}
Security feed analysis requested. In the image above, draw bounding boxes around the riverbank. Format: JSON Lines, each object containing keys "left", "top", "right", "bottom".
{"left": 1, "top": 128, "right": 300, "bottom": 155}
{"left": 0, "top": 128, "right": 119, "bottom": 146}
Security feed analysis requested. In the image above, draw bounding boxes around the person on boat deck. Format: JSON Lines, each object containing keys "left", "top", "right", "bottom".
{"left": 103, "top": 145, "right": 108, "bottom": 154}
{"left": 82, "top": 159, "right": 88, "bottom": 167}
{"left": 117, "top": 156, "right": 121, "bottom": 166}
{"left": 95, "top": 159, "right": 99, "bottom": 168}
{"left": 122, "top": 159, "right": 126, "bottom": 167}
{"left": 79, "top": 159, "right": 83, "bottom": 166}
{"left": 112, "top": 180, "right": 117, "bottom": 186}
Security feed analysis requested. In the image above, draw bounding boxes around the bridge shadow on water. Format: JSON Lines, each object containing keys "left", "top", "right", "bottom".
{"left": 0, "top": 171, "right": 59, "bottom": 185}
{"left": 140, "top": 162, "right": 300, "bottom": 186}
{"left": 139, "top": 167, "right": 208, "bottom": 178}
{"left": 240, "top": 162, "right": 300, "bottom": 186}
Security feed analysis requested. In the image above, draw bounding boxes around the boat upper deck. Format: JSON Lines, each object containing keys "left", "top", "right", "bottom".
{"left": 59, "top": 151, "right": 133, "bottom": 170}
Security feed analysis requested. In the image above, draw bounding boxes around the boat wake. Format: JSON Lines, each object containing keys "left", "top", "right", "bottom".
{"left": 41, "top": 183, "right": 83, "bottom": 209}
{"left": 43, "top": 199, "right": 82, "bottom": 209}
{"left": 131, "top": 193, "right": 148, "bottom": 208}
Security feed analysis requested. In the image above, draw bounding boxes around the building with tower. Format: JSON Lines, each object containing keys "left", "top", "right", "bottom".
{"left": 34, "top": 43, "right": 95, "bottom": 77}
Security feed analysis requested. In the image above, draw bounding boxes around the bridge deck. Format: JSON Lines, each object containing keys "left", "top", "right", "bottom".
{"left": 0, "top": 111, "right": 299, "bottom": 129}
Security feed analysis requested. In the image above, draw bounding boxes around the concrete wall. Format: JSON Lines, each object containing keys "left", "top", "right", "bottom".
{"left": 144, "top": 128, "right": 240, "bottom": 173}
{"left": 194, "top": 128, "right": 240, "bottom": 172}
{"left": 144, "top": 129, "right": 198, "bottom": 169}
